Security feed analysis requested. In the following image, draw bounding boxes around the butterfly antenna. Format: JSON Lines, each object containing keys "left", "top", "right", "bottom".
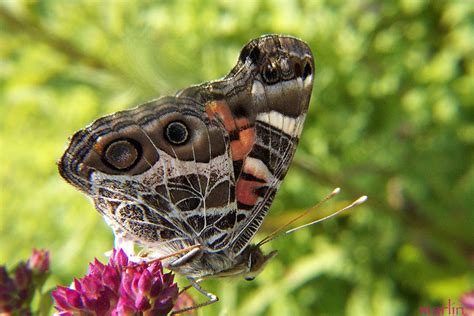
{"left": 258, "top": 190, "right": 367, "bottom": 246}
{"left": 257, "top": 187, "right": 342, "bottom": 246}
{"left": 283, "top": 195, "right": 367, "bottom": 235}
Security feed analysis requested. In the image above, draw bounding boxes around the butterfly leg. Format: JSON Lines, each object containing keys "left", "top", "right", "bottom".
{"left": 170, "top": 277, "right": 218, "bottom": 315}
{"left": 169, "top": 247, "right": 201, "bottom": 268}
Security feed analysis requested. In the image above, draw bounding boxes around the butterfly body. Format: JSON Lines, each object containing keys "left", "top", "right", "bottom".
{"left": 59, "top": 35, "right": 314, "bottom": 283}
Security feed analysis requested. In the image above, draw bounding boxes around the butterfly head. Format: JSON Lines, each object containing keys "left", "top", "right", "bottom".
{"left": 240, "top": 245, "right": 278, "bottom": 281}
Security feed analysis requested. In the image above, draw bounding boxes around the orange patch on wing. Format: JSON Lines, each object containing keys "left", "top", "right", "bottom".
{"left": 206, "top": 100, "right": 255, "bottom": 161}
{"left": 231, "top": 128, "right": 255, "bottom": 160}
{"left": 236, "top": 179, "right": 260, "bottom": 206}
{"left": 205, "top": 100, "right": 236, "bottom": 131}
{"left": 235, "top": 117, "right": 250, "bottom": 129}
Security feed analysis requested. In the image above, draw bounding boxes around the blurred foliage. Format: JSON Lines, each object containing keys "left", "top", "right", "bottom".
{"left": 0, "top": 0, "right": 473, "bottom": 315}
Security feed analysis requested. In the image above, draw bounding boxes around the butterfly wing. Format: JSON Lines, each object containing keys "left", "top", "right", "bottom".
{"left": 59, "top": 96, "right": 239, "bottom": 256}
{"left": 179, "top": 35, "right": 315, "bottom": 255}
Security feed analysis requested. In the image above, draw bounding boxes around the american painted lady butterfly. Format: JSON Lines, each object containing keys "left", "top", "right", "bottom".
{"left": 59, "top": 34, "right": 314, "bottom": 312}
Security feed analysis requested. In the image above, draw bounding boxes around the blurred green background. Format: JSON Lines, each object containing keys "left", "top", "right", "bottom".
{"left": 1, "top": 1, "right": 473, "bottom": 315}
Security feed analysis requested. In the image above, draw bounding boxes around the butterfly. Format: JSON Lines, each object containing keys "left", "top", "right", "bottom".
{"left": 59, "top": 34, "right": 315, "bottom": 312}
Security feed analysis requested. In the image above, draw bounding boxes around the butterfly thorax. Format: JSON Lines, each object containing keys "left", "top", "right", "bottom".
{"left": 165, "top": 244, "right": 278, "bottom": 280}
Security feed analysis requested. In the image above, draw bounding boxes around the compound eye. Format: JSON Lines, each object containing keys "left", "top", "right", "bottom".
{"left": 104, "top": 139, "right": 141, "bottom": 170}
{"left": 262, "top": 62, "right": 280, "bottom": 84}
{"left": 165, "top": 121, "right": 189, "bottom": 145}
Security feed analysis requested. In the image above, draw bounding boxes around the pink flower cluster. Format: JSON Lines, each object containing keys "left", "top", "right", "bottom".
{"left": 0, "top": 249, "right": 50, "bottom": 314}
{"left": 52, "top": 249, "right": 178, "bottom": 316}
{"left": 461, "top": 290, "right": 474, "bottom": 316}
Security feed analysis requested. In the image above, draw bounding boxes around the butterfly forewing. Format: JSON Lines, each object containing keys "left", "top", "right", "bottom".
{"left": 184, "top": 35, "right": 315, "bottom": 255}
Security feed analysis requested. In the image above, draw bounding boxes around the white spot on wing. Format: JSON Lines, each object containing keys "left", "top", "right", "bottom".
{"left": 251, "top": 80, "right": 266, "bottom": 106}
{"left": 256, "top": 111, "right": 305, "bottom": 137}
{"left": 304, "top": 74, "right": 313, "bottom": 87}
{"left": 243, "top": 157, "right": 273, "bottom": 182}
